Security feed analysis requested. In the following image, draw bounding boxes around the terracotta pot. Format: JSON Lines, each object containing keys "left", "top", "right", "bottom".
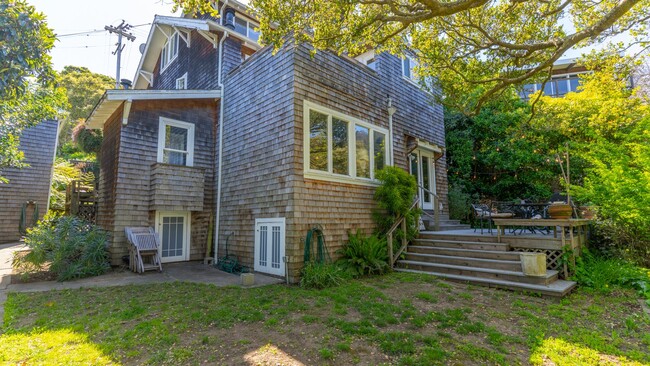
{"left": 579, "top": 206, "right": 596, "bottom": 220}
{"left": 548, "top": 203, "right": 572, "bottom": 219}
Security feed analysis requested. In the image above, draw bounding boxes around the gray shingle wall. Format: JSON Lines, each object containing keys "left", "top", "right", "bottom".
{"left": 218, "top": 43, "right": 446, "bottom": 282}
{"left": 0, "top": 120, "right": 59, "bottom": 243}
{"left": 100, "top": 99, "right": 217, "bottom": 264}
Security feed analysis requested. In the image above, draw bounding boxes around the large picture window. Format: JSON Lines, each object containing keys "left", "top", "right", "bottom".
{"left": 304, "top": 102, "right": 389, "bottom": 184}
{"left": 157, "top": 117, "right": 195, "bottom": 167}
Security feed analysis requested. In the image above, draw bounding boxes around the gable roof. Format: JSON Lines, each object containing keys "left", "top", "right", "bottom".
{"left": 133, "top": 15, "right": 262, "bottom": 89}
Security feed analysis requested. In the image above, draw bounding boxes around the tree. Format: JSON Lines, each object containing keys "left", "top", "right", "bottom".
{"left": 0, "top": 0, "right": 63, "bottom": 180}
{"left": 175, "top": 0, "right": 650, "bottom": 113}
{"left": 57, "top": 66, "right": 113, "bottom": 155}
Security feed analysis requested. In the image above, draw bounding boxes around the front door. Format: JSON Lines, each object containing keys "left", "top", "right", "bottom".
{"left": 409, "top": 149, "right": 436, "bottom": 210}
{"left": 254, "top": 218, "right": 286, "bottom": 277}
{"left": 155, "top": 211, "right": 190, "bottom": 263}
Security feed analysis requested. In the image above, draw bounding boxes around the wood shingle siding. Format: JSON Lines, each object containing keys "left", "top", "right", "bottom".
{"left": 0, "top": 120, "right": 59, "bottom": 244}
{"left": 218, "top": 42, "right": 447, "bottom": 282}
{"left": 97, "top": 99, "right": 217, "bottom": 264}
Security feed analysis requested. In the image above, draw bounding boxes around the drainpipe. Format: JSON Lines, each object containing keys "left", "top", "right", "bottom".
{"left": 214, "top": 25, "right": 229, "bottom": 261}
{"left": 387, "top": 96, "right": 397, "bottom": 166}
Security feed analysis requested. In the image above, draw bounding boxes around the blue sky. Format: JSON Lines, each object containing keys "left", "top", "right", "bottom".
{"left": 29, "top": 0, "right": 179, "bottom": 81}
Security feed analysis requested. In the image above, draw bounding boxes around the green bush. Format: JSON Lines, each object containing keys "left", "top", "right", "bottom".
{"left": 300, "top": 261, "right": 349, "bottom": 289}
{"left": 373, "top": 166, "right": 421, "bottom": 243}
{"left": 573, "top": 249, "right": 650, "bottom": 303}
{"left": 447, "top": 184, "right": 475, "bottom": 222}
{"left": 587, "top": 220, "right": 650, "bottom": 268}
{"left": 14, "top": 216, "right": 110, "bottom": 281}
{"left": 336, "top": 230, "right": 389, "bottom": 277}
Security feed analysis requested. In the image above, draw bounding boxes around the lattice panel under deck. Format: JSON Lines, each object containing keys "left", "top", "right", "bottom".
{"left": 512, "top": 248, "right": 563, "bottom": 271}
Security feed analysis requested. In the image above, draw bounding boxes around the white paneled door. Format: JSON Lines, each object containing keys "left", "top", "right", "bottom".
{"left": 254, "top": 218, "right": 286, "bottom": 276}
{"left": 155, "top": 211, "right": 190, "bottom": 263}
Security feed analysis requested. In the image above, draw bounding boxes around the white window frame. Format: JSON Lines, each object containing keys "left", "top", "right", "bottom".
{"left": 160, "top": 32, "right": 180, "bottom": 73}
{"left": 157, "top": 117, "right": 195, "bottom": 167}
{"left": 176, "top": 73, "right": 188, "bottom": 90}
{"left": 234, "top": 15, "right": 260, "bottom": 42}
{"left": 402, "top": 56, "right": 417, "bottom": 80}
{"left": 303, "top": 101, "right": 389, "bottom": 186}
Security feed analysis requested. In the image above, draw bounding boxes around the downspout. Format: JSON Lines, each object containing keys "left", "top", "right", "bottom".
{"left": 214, "top": 26, "right": 229, "bottom": 261}
{"left": 387, "top": 96, "right": 397, "bottom": 166}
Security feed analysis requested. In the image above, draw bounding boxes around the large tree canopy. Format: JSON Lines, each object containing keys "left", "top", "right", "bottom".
{"left": 177, "top": 0, "right": 649, "bottom": 112}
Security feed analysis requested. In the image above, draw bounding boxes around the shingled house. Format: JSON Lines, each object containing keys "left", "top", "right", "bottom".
{"left": 85, "top": 1, "right": 448, "bottom": 282}
{"left": 0, "top": 120, "right": 59, "bottom": 244}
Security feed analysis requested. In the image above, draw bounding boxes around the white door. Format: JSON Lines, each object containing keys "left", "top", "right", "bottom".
{"left": 155, "top": 211, "right": 190, "bottom": 263}
{"left": 409, "top": 150, "right": 436, "bottom": 210}
{"left": 254, "top": 218, "right": 286, "bottom": 276}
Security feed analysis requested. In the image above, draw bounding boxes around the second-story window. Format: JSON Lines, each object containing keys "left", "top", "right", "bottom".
{"left": 234, "top": 16, "right": 260, "bottom": 42}
{"left": 402, "top": 56, "right": 417, "bottom": 80}
{"left": 176, "top": 73, "right": 187, "bottom": 89}
{"left": 157, "top": 117, "right": 195, "bottom": 167}
{"left": 161, "top": 32, "right": 180, "bottom": 72}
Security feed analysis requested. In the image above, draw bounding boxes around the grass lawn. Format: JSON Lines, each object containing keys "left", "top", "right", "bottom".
{"left": 1, "top": 272, "right": 649, "bottom": 365}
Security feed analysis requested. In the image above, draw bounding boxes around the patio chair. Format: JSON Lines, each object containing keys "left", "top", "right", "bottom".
{"left": 124, "top": 227, "right": 163, "bottom": 273}
{"left": 472, "top": 203, "right": 515, "bottom": 234}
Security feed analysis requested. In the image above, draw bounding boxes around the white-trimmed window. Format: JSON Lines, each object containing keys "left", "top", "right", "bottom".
{"left": 234, "top": 16, "right": 260, "bottom": 42}
{"left": 402, "top": 56, "right": 417, "bottom": 80}
{"left": 304, "top": 101, "right": 388, "bottom": 184}
{"left": 157, "top": 117, "right": 195, "bottom": 167}
{"left": 176, "top": 73, "right": 187, "bottom": 90}
{"left": 160, "top": 32, "right": 180, "bottom": 72}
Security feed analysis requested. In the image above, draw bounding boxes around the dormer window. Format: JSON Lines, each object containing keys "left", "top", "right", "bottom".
{"left": 234, "top": 16, "right": 260, "bottom": 42}
{"left": 161, "top": 32, "right": 180, "bottom": 72}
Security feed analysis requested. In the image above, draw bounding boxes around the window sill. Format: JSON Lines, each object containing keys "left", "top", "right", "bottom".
{"left": 304, "top": 171, "right": 380, "bottom": 187}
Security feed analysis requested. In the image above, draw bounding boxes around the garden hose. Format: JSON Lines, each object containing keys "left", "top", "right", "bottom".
{"left": 304, "top": 225, "right": 330, "bottom": 264}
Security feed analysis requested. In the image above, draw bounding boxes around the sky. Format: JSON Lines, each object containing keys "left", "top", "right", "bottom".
{"left": 28, "top": 0, "right": 180, "bottom": 82}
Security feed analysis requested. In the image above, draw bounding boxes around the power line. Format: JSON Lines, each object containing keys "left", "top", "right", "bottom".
{"left": 57, "top": 23, "right": 150, "bottom": 38}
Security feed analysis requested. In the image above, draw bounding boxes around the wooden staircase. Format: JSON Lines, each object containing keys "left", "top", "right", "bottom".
{"left": 422, "top": 212, "right": 471, "bottom": 231}
{"left": 395, "top": 231, "right": 577, "bottom": 297}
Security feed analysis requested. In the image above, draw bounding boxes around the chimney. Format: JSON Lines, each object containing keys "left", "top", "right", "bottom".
{"left": 223, "top": 7, "right": 236, "bottom": 30}
{"left": 120, "top": 79, "right": 132, "bottom": 89}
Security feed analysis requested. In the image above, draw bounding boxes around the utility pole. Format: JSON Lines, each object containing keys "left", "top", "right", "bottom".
{"left": 104, "top": 20, "right": 136, "bottom": 89}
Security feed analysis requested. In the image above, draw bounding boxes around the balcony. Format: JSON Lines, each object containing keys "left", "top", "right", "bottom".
{"left": 150, "top": 163, "right": 205, "bottom": 211}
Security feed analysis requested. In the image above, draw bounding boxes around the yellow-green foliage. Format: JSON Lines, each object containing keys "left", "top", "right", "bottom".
{"left": 530, "top": 337, "right": 644, "bottom": 366}
{"left": 0, "top": 329, "right": 117, "bottom": 365}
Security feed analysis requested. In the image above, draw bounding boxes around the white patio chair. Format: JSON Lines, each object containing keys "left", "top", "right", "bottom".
{"left": 124, "top": 227, "right": 163, "bottom": 273}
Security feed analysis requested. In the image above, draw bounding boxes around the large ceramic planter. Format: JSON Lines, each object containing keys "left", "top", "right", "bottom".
{"left": 549, "top": 202, "right": 572, "bottom": 219}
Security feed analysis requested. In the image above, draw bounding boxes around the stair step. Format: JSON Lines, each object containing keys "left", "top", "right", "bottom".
{"left": 408, "top": 246, "right": 522, "bottom": 260}
{"left": 404, "top": 253, "right": 522, "bottom": 271}
{"left": 396, "top": 260, "right": 557, "bottom": 285}
{"left": 413, "top": 239, "right": 509, "bottom": 251}
{"left": 394, "top": 268, "right": 576, "bottom": 297}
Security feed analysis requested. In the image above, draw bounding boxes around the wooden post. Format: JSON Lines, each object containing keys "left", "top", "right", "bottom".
{"left": 401, "top": 218, "right": 407, "bottom": 253}
{"left": 388, "top": 232, "right": 393, "bottom": 268}
{"left": 433, "top": 195, "right": 440, "bottom": 231}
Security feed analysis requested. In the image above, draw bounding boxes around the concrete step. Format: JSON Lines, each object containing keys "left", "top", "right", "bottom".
{"left": 408, "top": 246, "right": 522, "bottom": 261}
{"left": 412, "top": 238, "right": 509, "bottom": 252}
{"left": 394, "top": 268, "right": 577, "bottom": 297}
{"left": 403, "top": 252, "right": 522, "bottom": 271}
{"left": 396, "top": 260, "right": 558, "bottom": 285}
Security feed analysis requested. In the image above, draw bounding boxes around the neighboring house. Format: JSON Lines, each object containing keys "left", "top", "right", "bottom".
{"left": 518, "top": 58, "right": 588, "bottom": 100}
{"left": 0, "top": 120, "right": 60, "bottom": 244}
{"left": 85, "top": 1, "right": 448, "bottom": 282}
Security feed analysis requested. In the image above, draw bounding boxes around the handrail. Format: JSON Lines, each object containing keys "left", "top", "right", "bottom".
{"left": 386, "top": 196, "right": 419, "bottom": 267}
{"left": 416, "top": 184, "right": 440, "bottom": 231}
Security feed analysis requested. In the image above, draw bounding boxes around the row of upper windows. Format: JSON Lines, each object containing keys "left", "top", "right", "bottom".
{"left": 518, "top": 74, "right": 584, "bottom": 99}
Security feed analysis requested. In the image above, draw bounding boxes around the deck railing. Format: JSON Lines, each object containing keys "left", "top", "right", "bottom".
{"left": 386, "top": 196, "right": 419, "bottom": 268}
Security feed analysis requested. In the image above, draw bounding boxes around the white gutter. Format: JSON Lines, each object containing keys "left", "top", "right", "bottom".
{"left": 214, "top": 0, "right": 230, "bottom": 261}
{"left": 387, "top": 96, "right": 396, "bottom": 165}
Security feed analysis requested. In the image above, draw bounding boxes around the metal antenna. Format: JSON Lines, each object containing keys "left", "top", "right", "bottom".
{"left": 104, "top": 20, "right": 136, "bottom": 89}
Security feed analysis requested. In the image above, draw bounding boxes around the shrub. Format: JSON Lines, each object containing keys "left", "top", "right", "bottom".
{"left": 336, "top": 230, "right": 389, "bottom": 277}
{"left": 373, "top": 167, "right": 421, "bottom": 243}
{"left": 14, "top": 216, "right": 110, "bottom": 281}
{"left": 573, "top": 249, "right": 650, "bottom": 303}
{"left": 300, "top": 261, "right": 349, "bottom": 289}
{"left": 587, "top": 220, "right": 650, "bottom": 268}
{"left": 447, "top": 184, "right": 475, "bottom": 222}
